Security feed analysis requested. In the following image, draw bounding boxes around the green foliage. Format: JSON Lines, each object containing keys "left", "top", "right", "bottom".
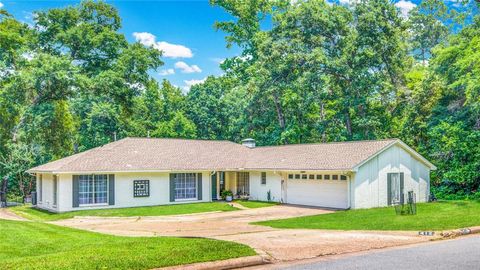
{"left": 235, "top": 200, "right": 279, "bottom": 209}
{"left": 0, "top": 219, "right": 255, "bottom": 269}
{"left": 0, "top": 0, "right": 478, "bottom": 199}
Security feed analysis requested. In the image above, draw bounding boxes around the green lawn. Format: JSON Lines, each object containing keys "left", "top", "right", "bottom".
{"left": 256, "top": 200, "right": 480, "bottom": 231}
{"left": 235, "top": 200, "right": 279, "bottom": 209}
{"left": 0, "top": 219, "right": 255, "bottom": 270}
{"left": 11, "top": 202, "right": 238, "bottom": 221}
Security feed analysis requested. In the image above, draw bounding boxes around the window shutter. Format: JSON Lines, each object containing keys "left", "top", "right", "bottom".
{"left": 72, "top": 175, "right": 79, "bottom": 208}
{"left": 169, "top": 174, "right": 175, "bottom": 202}
{"left": 387, "top": 173, "right": 392, "bottom": 206}
{"left": 108, "top": 174, "right": 115, "bottom": 205}
{"left": 197, "top": 173, "right": 202, "bottom": 201}
{"left": 400, "top": 173, "right": 404, "bottom": 204}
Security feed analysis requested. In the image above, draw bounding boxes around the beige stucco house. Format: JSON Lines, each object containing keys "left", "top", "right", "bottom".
{"left": 28, "top": 137, "right": 436, "bottom": 213}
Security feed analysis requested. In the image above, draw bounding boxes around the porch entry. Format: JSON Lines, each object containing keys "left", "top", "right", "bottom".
{"left": 211, "top": 171, "right": 250, "bottom": 199}
{"left": 211, "top": 172, "right": 225, "bottom": 200}
{"left": 387, "top": 172, "right": 404, "bottom": 205}
{"left": 236, "top": 172, "right": 249, "bottom": 196}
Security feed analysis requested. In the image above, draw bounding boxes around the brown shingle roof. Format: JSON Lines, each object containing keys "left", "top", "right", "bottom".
{"left": 28, "top": 137, "right": 401, "bottom": 173}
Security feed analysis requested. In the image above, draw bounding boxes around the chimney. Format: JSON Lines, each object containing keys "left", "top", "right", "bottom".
{"left": 241, "top": 138, "right": 256, "bottom": 148}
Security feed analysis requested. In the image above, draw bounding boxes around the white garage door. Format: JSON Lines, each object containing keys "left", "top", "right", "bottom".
{"left": 286, "top": 180, "right": 348, "bottom": 209}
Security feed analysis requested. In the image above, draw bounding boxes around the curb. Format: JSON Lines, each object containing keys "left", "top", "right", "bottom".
{"left": 156, "top": 255, "right": 270, "bottom": 270}
{"left": 439, "top": 226, "right": 480, "bottom": 238}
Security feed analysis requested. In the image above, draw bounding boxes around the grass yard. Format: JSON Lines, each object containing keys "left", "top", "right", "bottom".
{"left": 0, "top": 220, "right": 255, "bottom": 270}
{"left": 235, "top": 200, "right": 279, "bottom": 209}
{"left": 11, "top": 202, "right": 238, "bottom": 221}
{"left": 256, "top": 200, "right": 480, "bottom": 231}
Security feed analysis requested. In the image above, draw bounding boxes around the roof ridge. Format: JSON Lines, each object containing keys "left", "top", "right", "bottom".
{"left": 124, "top": 137, "right": 240, "bottom": 144}
{"left": 252, "top": 138, "right": 399, "bottom": 149}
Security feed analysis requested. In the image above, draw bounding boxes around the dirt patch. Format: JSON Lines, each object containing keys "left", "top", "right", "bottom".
{"left": 0, "top": 208, "right": 27, "bottom": 221}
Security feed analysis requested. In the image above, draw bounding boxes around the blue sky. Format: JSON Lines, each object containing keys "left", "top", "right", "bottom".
{"left": 0, "top": 0, "right": 469, "bottom": 92}
{"left": 1, "top": 0, "right": 242, "bottom": 91}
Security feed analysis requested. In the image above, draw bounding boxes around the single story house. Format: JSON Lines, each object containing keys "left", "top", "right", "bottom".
{"left": 27, "top": 137, "right": 436, "bottom": 213}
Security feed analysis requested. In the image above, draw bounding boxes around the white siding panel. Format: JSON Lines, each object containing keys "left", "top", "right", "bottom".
{"left": 248, "top": 171, "right": 282, "bottom": 202}
{"left": 56, "top": 171, "right": 212, "bottom": 213}
{"left": 36, "top": 173, "right": 57, "bottom": 212}
{"left": 353, "top": 144, "right": 431, "bottom": 209}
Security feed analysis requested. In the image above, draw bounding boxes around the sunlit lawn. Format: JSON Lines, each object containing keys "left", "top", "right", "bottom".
{"left": 11, "top": 202, "right": 238, "bottom": 221}
{"left": 0, "top": 219, "right": 255, "bottom": 270}
{"left": 256, "top": 200, "right": 480, "bottom": 231}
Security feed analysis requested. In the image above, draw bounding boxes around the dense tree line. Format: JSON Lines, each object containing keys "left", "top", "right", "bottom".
{"left": 0, "top": 0, "right": 478, "bottom": 200}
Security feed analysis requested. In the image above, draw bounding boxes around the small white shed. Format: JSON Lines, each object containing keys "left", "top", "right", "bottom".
{"left": 351, "top": 141, "right": 436, "bottom": 209}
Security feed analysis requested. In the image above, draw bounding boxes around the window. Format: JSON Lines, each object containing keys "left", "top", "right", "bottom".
{"left": 261, "top": 172, "right": 267, "bottom": 185}
{"left": 237, "top": 172, "right": 250, "bottom": 195}
{"left": 340, "top": 175, "right": 348, "bottom": 180}
{"left": 309, "top": 174, "right": 315, "bottom": 180}
{"left": 38, "top": 174, "right": 43, "bottom": 202}
{"left": 79, "top": 175, "right": 108, "bottom": 205}
{"left": 388, "top": 173, "right": 404, "bottom": 205}
{"left": 174, "top": 173, "right": 197, "bottom": 200}
{"left": 324, "top": 175, "right": 331, "bottom": 180}
{"left": 288, "top": 174, "right": 294, "bottom": 179}
{"left": 316, "top": 175, "right": 322, "bottom": 180}
{"left": 332, "top": 175, "right": 339, "bottom": 180}
{"left": 134, "top": 180, "right": 150, "bottom": 197}
{"left": 53, "top": 175, "right": 58, "bottom": 206}
{"left": 301, "top": 174, "right": 308, "bottom": 179}
{"left": 295, "top": 174, "right": 300, "bottom": 179}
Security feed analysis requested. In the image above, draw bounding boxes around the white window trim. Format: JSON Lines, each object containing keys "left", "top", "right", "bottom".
{"left": 174, "top": 173, "right": 198, "bottom": 201}
{"left": 52, "top": 175, "right": 58, "bottom": 208}
{"left": 261, "top": 172, "right": 267, "bottom": 185}
{"left": 38, "top": 174, "right": 43, "bottom": 203}
{"left": 78, "top": 174, "right": 109, "bottom": 206}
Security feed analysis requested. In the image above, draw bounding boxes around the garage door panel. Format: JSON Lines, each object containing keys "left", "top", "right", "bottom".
{"left": 286, "top": 180, "right": 348, "bottom": 209}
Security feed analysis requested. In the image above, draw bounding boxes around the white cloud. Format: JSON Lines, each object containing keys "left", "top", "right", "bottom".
{"left": 133, "top": 32, "right": 193, "bottom": 58}
{"left": 210, "top": 57, "right": 225, "bottom": 64}
{"left": 0, "top": 2, "right": 4, "bottom": 8}
{"left": 133, "top": 32, "right": 156, "bottom": 46}
{"left": 174, "top": 61, "right": 202, "bottom": 73}
{"left": 183, "top": 78, "right": 206, "bottom": 92}
{"left": 395, "top": 0, "right": 416, "bottom": 18}
{"left": 159, "top": 68, "right": 175, "bottom": 76}
{"left": 338, "top": 0, "right": 357, "bottom": 5}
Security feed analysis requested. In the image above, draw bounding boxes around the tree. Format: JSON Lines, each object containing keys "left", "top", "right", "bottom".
{"left": 153, "top": 112, "right": 197, "bottom": 139}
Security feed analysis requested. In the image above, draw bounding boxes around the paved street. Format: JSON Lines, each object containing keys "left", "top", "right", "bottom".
{"left": 275, "top": 235, "right": 480, "bottom": 270}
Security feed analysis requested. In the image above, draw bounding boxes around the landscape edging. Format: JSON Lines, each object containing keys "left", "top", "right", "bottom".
{"left": 156, "top": 255, "right": 270, "bottom": 270}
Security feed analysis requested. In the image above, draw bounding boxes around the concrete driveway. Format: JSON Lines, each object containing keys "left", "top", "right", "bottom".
{"left": 52, "top": 205, "right": 432, "bottom": 261}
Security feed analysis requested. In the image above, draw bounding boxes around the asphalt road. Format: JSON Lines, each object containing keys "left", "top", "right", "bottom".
{"left": 278, "top": 235, "right": 480, "bottom": 270}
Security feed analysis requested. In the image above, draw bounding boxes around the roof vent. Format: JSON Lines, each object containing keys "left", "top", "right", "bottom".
{"left": 241, "top": 138, "right": 256, "bottom": 148}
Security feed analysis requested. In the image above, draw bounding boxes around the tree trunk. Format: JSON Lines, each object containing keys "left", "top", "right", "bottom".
{"left": 0, "top": 176, "right": 8, "bottom": 207}
{"left": 344, "top": 111, "right": 352, "bottom": 139}
{"left": 272, "top": 91, "right": 287, "bottom": 142}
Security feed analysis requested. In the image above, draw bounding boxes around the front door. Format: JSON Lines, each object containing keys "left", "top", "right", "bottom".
{"left": 388, "top": 172, "right": 404, "bottom": 205}
{"left": 211, "top": 173, "right": 217, "bottom": 200}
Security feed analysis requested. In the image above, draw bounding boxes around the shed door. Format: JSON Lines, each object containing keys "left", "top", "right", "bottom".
{"left": 286, "top": 179, "right": 348, "bottom": 209}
